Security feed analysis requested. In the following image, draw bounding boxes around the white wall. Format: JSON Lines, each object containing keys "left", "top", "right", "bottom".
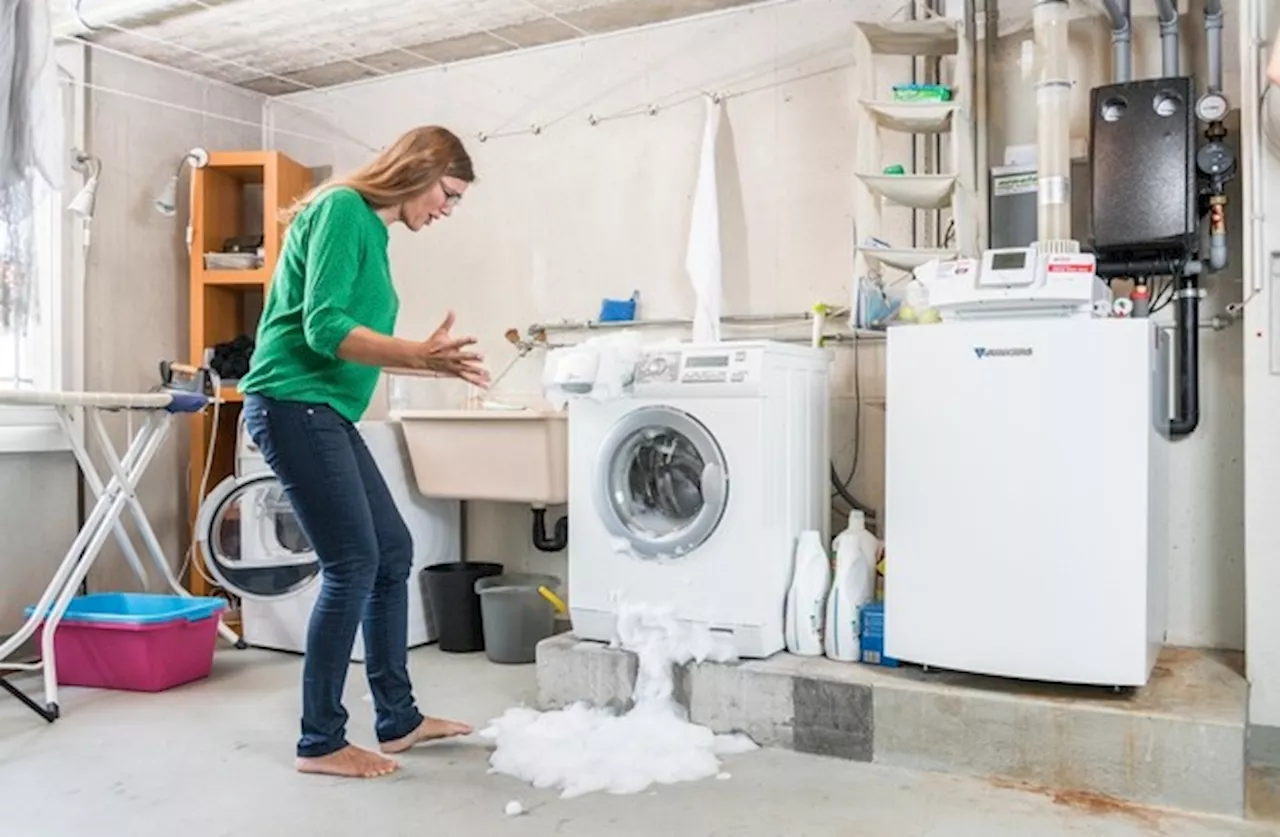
{"left": 0, "top": 48, "right": 263, "bottom": 634}
{"left": 1244, "top": 0, "right": 1280, "bottom": 727}
{"left": 266, "top": 0, "right": 1248, "bottom": 650}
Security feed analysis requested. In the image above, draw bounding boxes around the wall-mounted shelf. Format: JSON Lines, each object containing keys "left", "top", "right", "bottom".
{"left": 855, "top": 19, "right": 959, "bottom": 55}
{"left": 851, "top": 5, "right": 985, "bottom": 282}
{"left": 857, "top": 173, "right": 958, "bottom": 210}
{"left": 861, "top": 246, "right": 960, "bottom": 272}
{"left": 860, "top": 99, "right": 957, "bottom": 134}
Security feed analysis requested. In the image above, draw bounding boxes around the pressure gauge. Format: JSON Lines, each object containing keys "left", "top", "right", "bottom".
{"left": 1196, "top": 92, "right": 1229, "bottom": 124}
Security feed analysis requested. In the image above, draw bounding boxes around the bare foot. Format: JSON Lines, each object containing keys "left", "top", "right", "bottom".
{"left": 296, "top": 744, "right": 399, "bottom": 778}
{"left": 380, "top": 716, "right": 474, "bottom": 754}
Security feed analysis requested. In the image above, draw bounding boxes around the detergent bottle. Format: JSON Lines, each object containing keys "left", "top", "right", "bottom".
{"left": 785, "top": 530, "right": 831, "bottom": 656}
{"left": 823, "top": 511, "right": 880, "bottom": 662}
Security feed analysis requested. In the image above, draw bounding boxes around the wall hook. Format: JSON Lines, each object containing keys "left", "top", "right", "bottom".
{"left": 531, "top": 123, "right": 542, "bottom": 135}
{"left": 588, "top": 114, "right": 599, "bottom": 126}
{"left": 477, "top": 131, "right": 488, "bottom": 143}
{"left": 647, "top": 103, "right": 659, "bottom": 116}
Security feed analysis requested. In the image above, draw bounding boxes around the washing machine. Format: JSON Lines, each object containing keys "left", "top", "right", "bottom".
{"left": 195, "top": 416, "right": 460, "bottom": 662}
{"left": 566, "top": 340, "right": 830, "bottom": 659}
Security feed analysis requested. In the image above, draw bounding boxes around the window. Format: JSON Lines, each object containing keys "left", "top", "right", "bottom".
{"left": 0, "top": 176, "right": 66, "bottom": 452}
{"left": 0, "top": 48, "right": 81, "bottom": 454}
{"left": 0, "top": 178, "right": 59, "bottom": 393}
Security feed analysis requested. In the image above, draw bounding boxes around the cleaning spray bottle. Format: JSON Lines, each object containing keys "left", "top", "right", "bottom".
{"left": 823, "top": 511, "right": 880, "bottom": 662}
{"left": 785, "top": 530, "right": 831, "bottom": 656}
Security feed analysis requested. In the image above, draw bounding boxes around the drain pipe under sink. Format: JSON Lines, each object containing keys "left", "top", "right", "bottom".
{"left": 532, "top": 506, "right": 568, "bottom": 552}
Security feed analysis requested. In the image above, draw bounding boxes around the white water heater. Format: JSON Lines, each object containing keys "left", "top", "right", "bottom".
{"left": 884, "top": 250, "right": 1170, "bottom": 688}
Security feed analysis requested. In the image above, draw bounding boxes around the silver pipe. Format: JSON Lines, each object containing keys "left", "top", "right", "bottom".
{"left": 1205, "top": 0, "right": 1224, "bottom": 93}
{"left": 531, "top": 311, "right": 827, "bottom": 333}
{"left": 1100, "top": 0, "right": 1132, "bottom": 83}
{"left": 543, "top": 331, "right": 886, "bottom": 351}
{"left": 1155, "top": 0, "right": 1179, "bottom": 77}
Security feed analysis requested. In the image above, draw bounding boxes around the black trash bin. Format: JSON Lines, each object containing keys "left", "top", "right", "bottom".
{"left": 420, "top": 562, "right": 504, "bottom": 653}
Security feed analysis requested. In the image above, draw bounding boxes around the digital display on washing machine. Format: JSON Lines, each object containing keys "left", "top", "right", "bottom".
{"left": 685, "top": 355, "right": 730, "bottom": 368}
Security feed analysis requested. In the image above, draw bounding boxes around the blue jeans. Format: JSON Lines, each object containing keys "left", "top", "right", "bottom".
{"left": 243, "top": 393, "right": 425, "bottom": 758}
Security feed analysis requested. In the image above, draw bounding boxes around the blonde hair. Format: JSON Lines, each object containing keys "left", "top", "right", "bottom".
{"left": 282, "top": 125, "right": 475, "bottom": 224}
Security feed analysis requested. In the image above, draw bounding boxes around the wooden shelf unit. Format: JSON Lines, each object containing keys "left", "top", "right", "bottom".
{"left": 187, "top": 150, "right": 313, "bottom": 601}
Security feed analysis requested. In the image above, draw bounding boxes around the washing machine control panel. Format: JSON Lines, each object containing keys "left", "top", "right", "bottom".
{"left": 636, "top": 347, "right": 760, "bottom": 387}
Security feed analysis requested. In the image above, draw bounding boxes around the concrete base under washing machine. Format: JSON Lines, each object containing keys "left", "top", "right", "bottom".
{"left": 535, "top": 632, "right": 1248, "bottom": 820}
{"left": 570, "top": 606, "right": 780, "bottom": 660}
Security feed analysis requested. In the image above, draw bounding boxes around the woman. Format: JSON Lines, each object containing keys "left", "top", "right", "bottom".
{"left": 238, "top": 125, "right": 490, "bottom": 779}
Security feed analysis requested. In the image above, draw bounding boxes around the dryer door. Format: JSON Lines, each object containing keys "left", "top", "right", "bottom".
{"left": 595, "top": 405, "right": 730, "bottom": 560}
{"left": 195, "top": 471, "right": 321, "bottom": 600}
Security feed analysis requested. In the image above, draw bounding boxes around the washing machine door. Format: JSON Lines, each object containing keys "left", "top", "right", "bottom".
{"left": 195, "top": 471, "right": 321, "bottom": 600}
{"left": 595, "top": 404, "right": 730, "bottom": 560}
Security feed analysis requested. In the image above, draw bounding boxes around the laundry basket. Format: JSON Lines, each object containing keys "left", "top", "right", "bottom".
{"left": 473, "top": 573, "right": 564, "bottom": 664}
{"left": 23, "top": 593, "right": 227, "bottom": 693}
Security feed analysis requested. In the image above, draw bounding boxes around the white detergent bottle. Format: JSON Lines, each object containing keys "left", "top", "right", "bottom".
{"left": 785, "top": 530, "right": 831, "bottom": 656}
{"left": 824, "top": 511, "right": 880, "bottom": 662}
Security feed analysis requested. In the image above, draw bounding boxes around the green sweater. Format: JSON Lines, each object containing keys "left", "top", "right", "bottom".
{"left": 238, "top": 186, "right": 398, "bottom": 423}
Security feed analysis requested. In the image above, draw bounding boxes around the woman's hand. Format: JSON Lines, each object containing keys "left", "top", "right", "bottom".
{"left": 415, "top": 311, "right": 491, "bottom": 388}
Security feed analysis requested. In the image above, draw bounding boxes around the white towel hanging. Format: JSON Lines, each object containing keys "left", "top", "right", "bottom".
{"left": 686, "top": 94, "right": 723, "bottom": 344}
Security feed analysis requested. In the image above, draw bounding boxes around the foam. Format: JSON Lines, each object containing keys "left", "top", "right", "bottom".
{"left": 479, "top": 602, "right": 758, "bottom": 798}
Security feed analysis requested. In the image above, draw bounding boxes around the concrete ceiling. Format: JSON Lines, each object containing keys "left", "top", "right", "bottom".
{"left": 55, "top": 0, "right": 768, "bottom": 95}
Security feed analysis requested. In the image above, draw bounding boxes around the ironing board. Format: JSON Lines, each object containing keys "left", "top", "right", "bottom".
{"left": 0, "top": 389, "right": 240, "bottom": 722}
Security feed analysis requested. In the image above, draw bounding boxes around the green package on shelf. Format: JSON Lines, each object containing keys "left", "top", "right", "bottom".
{"left": 891, "top": 84, "right": 953, "bottom": 103}
{"left": 882, "top": 164, "right": 906, "bottom": 175}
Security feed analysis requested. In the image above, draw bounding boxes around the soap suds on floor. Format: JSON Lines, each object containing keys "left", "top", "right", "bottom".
{"left": 480, "top": 603, "right": 759, "bottom": 799}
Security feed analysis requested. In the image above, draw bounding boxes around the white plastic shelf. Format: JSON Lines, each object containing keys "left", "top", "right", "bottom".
{"left": 857, "top": 173, "right": 958, "bottom": 210}
{"left": 855, "top": 19, "right": 959, "bottom": 56}
{"left": 860, "top": 100, "right": 957, "bottom": 134}
{"left": 861, "top": 247, "right": 959, "bottom": 272}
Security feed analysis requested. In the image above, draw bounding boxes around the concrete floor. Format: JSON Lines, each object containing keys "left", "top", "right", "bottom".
{"left": 0, "top": 646, "right": 1272, "bottom": 837}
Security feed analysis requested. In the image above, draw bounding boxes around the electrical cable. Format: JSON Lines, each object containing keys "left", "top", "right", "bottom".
{"left": 1149, "top": 263, "right": 1183, "bottom": 315}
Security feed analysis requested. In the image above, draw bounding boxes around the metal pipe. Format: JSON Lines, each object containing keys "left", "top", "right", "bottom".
{"left": 1169, "top": 282, "right": 1201, "bottom": 438}
{"left": 1205, "top": 0, "right": 1223, "bottom": 93}
{"left": 1208, "top": 198, "right": 1229, "bottom": 272}
{"left": 1100, "top": 0, "right": 1132, "bottom": 83}
{"left": 1155, "top": 0, "right": 1179, "bottom": 76}
{"left": 532, "top": 310, "right": 839, "bottom": 333}
{"left": 1094, "top": 257, "right": 1201, "bottom": 279}
{"left": 1033, "top": 0, "right": 1072, "bottom": 244}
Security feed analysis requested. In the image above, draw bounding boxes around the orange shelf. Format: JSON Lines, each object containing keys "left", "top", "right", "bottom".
{"left": 187, "top": 149, "right": 313, "bottom": 600}
{"left": 203, "top": 267, "right": 269, "bottom": 287}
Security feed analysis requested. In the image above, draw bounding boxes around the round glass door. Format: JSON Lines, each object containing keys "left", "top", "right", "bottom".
{"left": 595, "top": 405, "right": 729, "bottom": 560}
{"left": 195, "top": 471, "right": 321, "bottom": 600}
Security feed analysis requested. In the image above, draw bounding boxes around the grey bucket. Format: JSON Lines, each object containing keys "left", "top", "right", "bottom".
{"left": 473, "top": 573, "right": 563, "bottom": 664}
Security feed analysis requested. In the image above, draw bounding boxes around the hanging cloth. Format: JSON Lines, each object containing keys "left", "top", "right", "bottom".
{"left": 0, "top": 0, "right": 63, "bottom": 335}
{"left": 686, "top": 94, "right": 723, "bottom": 344}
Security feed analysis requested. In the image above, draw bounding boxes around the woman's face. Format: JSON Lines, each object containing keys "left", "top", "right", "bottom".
{"left": 402, "top": 176, "right": 469, "bottom": 231}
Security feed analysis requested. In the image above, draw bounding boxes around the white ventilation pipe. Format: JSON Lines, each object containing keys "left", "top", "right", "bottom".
{"left": 1154, "top": 0, "right": 1180, "bottom": 76}
{"left": 53, "top": 0, "right": 188, "bottom": 37}
{"left": 1031, "top": 0, "right": 1073, "bottom": 247}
